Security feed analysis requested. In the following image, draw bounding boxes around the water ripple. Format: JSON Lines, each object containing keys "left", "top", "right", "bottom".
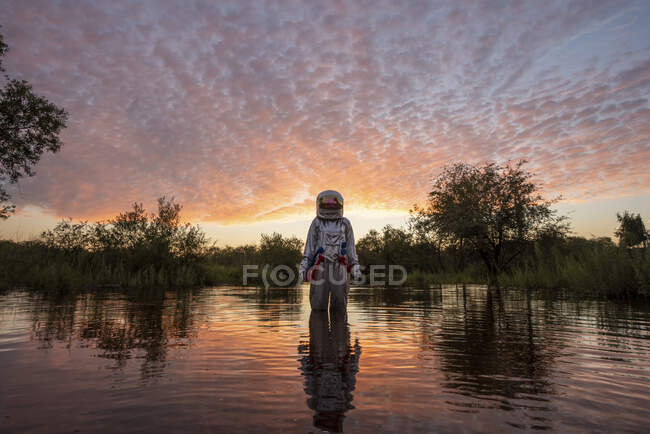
{"left": 0, "top": 286, "right": 649, "bottom": 432}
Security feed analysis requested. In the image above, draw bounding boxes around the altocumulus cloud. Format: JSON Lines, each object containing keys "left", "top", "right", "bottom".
{"left": 1, "top": 0, "right": 649, "bottom": 223}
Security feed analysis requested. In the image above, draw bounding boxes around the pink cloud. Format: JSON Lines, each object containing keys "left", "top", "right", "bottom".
{"left": 0, "top": 0, "right": 648, "bottom": 224}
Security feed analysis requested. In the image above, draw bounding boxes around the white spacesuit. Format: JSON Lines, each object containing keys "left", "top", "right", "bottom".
{"left": 299, "top": 190, "right": 361, "bottom": 311}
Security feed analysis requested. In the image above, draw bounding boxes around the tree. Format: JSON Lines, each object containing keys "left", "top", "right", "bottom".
{"left": 615, "top": 211, "right": 647, "bottom": 248}
{"left": 258, "top": 232, "right": 303, "bottom": 269}
{"left": 0, "top": 29, "right": 68, "bottom": 218}
{"left": 356, "top": 225, "right": 417, "bottom": 270}
{"left": 41, "top": 196, "right": 208, "bottom": 261}
{"left": 411, "top": 161, "right": 568, "bottom": 278}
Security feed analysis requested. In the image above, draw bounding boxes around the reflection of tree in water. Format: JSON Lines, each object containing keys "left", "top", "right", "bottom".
{"left": 28, "top": 288, "right": 200, "bottom": 379}
{"left": 547, "top": 296, "right": 649, "bottom": 359}
{"left": 298, "top": 310, "right": 361, "bottom": 433}
{"left": 30, "top": 291, "right": 79, "bottom": 347}
{"left": 426, "top": 286, "right": 561, "bottom": 429}
{"left": 351, "top": 286, "right": 441, "bottom": 310}
{"left": 228, "top": 286, "right": 302, "bottom": 325}
{"left": 350, "top": 286, "right": 442, "bottom": 326}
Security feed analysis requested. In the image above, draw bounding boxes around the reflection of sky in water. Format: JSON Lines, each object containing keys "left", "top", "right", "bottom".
{"left": 0, "top": 285, "right": 649, "bottom": 432}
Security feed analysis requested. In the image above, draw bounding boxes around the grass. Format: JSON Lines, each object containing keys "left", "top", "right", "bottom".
{"left": 397, "top": 240, "right": 649, "bottom": 299}
{"left": 497, "top": 242, "right": 649, "bottom": 297}
{"left": 2, "top": 236, "right": 648, "bottom": 299}
{"left": 0, "top": 240, "right": 245, "bottom": 291}
{"left": 405, "top": 264, "right": 487, "bottom": 288}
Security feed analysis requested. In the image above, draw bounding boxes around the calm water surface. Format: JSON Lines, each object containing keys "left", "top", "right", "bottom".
{"left": 1, "top": 285, "right": 649, "bottom": 433}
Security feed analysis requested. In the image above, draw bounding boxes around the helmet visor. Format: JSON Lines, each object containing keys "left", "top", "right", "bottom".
{"left": 318, "top": 194, "right": 343, "bottom": 210}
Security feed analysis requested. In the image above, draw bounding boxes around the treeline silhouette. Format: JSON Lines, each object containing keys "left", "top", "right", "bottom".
{"left": 0, "top": 197, "right": 648, "bottom": 297}
{"left": 0, "top": 197, "right": 302, "bottom": 290}
{"left": 356, "top": 225, "right": 649, "bottom": 297}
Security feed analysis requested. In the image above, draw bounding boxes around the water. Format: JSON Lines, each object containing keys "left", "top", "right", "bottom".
{"left": 0, "top": 285, "right": 649, "bottom": 433}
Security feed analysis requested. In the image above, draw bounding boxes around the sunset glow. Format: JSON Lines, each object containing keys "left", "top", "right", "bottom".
{"left": 1, "top": 0, "right": 649, "bottom": 243}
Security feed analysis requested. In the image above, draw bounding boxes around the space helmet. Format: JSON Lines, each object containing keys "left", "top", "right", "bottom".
{"left": 316, "top": 190, "right": 343, "bottom": 219}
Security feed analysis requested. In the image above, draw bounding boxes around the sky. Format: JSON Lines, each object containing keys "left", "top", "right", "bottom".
{"left": 1, "top": 0, "right": 649, "bottom": 245}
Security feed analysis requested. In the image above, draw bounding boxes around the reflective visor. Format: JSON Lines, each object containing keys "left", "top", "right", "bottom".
{"left": 318, "top": 195, "right": 343, "bottom": 210}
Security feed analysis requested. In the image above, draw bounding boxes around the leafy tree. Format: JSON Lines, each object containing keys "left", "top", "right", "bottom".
{"left": 615, "top": 211, "right": 647, "bottom": 248}
{"left": 356, "top": 225, "right": 416, "bottom": 270}
{"left": 356, "top": 229, "right": 382, "bottom": 262}
{"left": 408, "top": 209, "right": 448, "bottom": 272}
{"left": 107, "top": 202, "right": 149, "bottom": 249}
{"left": 41, "top": 196, "right": 208, "bottom": 262}
{"left": 40, "top": 218, "right": 94, "bottom": 252}
{"left": 258, "top": 232, "right": 303, "bottom": 269}
{"left": 411, "top": 161, "right": 568, "bottom": 278}
{"left": 0, "top": 30, "right": 68, "bottom": 218}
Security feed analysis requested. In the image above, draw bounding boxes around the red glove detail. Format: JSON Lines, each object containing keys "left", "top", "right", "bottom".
{"left": 338, "top": 255, "right": 353, "bottom": 272}
{"left": 310, "top": 255, "right": 324, "bottom": 281}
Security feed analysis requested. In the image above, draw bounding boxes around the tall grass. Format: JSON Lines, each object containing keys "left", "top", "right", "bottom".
{"left": 498, "top": 239, "right": 649, "bottom": 297}
{"left": 2, "top": 197, "right": 648, "bottom": 298}
{"left": 0, "top": 238, "right": 303, "bottom": 291}
{"left": 0, "top": 240, "right": 223, "bottom": 290}
{"left": 405, "top": 263, "right": 487, "bottom": 288}
{"left": 369, "top": 236, "right": 649, "bottom": 298}
{"left": 3, "top": 237, "right": 648, "bottom": 297}
{"left": 0, "top": 199, "right": 302, "bottom": 291}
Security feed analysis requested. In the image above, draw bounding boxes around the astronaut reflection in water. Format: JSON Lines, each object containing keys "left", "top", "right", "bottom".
{"left": 299, "top": 310, "right": 361, "bottom": 432}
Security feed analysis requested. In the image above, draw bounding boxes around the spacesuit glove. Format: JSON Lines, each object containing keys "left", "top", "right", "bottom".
{"left": 351, "top": 264, "right": 362, "bottom": 282}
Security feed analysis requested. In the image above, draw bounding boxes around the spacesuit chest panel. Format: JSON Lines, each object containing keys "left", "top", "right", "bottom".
{"left": 317, "top": 220, "right": 346, "bottom": 262}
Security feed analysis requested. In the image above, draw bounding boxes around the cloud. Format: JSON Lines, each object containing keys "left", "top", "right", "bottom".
{"left": 1, "top": 0, "right": 649, "bottom": 224}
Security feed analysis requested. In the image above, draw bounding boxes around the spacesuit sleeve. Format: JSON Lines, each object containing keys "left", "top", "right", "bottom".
{"left": 344, "top": 218, "right": 360, "bottom": 269}
{"left": 299, "top": 219, "right": 319, "bottom": 275}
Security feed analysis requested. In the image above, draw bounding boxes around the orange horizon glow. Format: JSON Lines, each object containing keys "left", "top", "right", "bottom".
{"left": 1, "top": 1, "right": 649, "bottom": 243}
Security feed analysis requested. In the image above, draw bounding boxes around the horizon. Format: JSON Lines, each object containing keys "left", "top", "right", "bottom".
{"left": 1, "top": 0, "right": 649, "bottom": 244}
{"left": 2, "top": 193, "right": 649, "bottom": 246}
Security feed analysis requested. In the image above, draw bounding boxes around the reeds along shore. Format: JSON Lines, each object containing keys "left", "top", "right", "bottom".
{"left": 1, "top": 197, "right": 648, "bottom": 296}
{"left": 0, "top": 197, "right": 303, "bottom": 291}
{"left": 1, "top": 224, "right": 648, "bottom": 297}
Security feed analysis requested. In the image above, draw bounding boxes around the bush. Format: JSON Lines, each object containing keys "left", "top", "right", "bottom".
{"left": 0, "top": 199, "right": 303, "bottom": 290}
{"left": 499, "top": 237, "right": 647, "bottom": 297}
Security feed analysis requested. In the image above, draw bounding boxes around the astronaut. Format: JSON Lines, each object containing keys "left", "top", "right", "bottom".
{"left": 299, "top": 190, "right": 361, "bottom": 311}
